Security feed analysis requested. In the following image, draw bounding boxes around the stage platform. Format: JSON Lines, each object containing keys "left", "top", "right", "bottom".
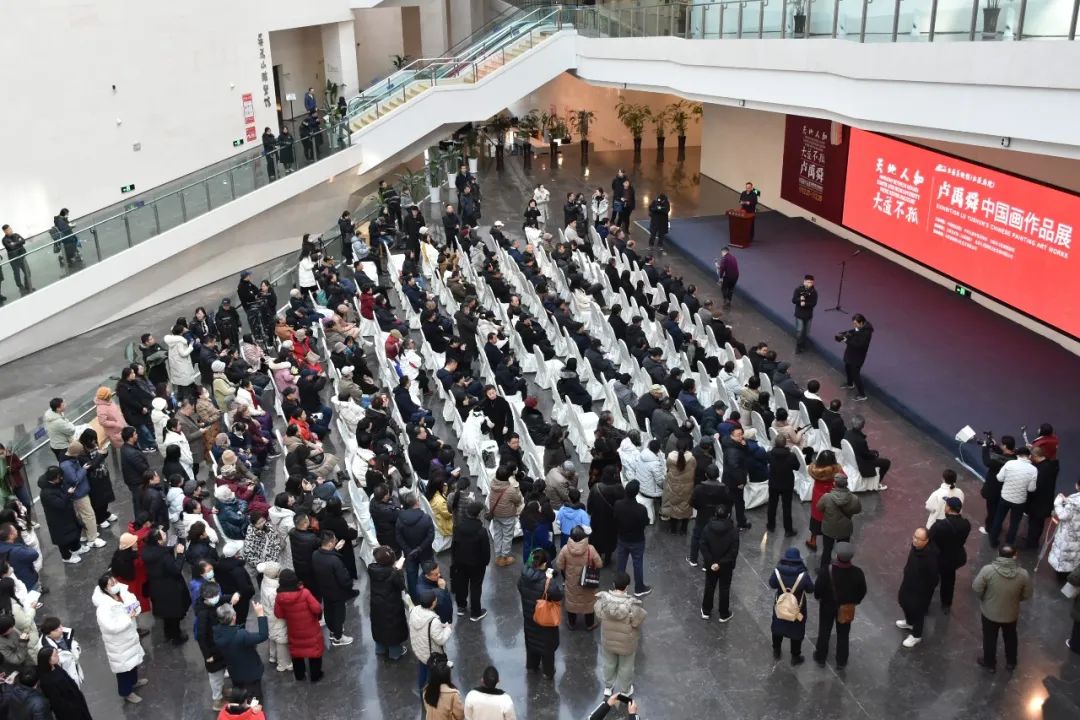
{"left": 655, "top": 211, "right": 1080, "bottom": 486}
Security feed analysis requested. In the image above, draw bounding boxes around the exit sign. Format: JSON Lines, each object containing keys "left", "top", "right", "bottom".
{"left": 954, "top": 285, "right": 972, "bottom": 299}
{"left": 233, "top": 139, "right": 245, "bottom": 147}
{"left": 120, "top": 184, "right": 135, "bottom": 193}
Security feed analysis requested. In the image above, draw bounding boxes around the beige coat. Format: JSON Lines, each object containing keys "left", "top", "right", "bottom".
{"left": 424, "top": 685, "right": 465, "bottom": 720}
{"left": 660, "top": 452, "right": 696, "bottom": 520}
{"left": 555, "top": 537, "right": 601, "bottom": 614}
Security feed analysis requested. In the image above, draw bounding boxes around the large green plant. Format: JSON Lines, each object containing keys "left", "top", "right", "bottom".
{"left": 425, "top": 148, "right": 454, "bottom": 187}
{"left": 647, "top": 107, "right": 671, "bottom": 137}
{"left": 517, "top": 109, "right": 542, "bottom": 138}
{"left": 397, "top": 169, "right": 427, "bottom": 204}
{"left": 323, "top": 79, "right": 341, "bottom": 121}
{"left": 667, "top": 100, "right": 703, "bottom": 136}
{"left": 568, "top": 109, "right": 596, "bottom": 139}
{"left": 616, "top": 100, "right": 649, "bottom": 140}
{"left": 391, "top": 53, "right": 413, "bottom": 70}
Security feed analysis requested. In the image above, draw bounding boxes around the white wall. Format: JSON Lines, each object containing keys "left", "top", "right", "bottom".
{"left": 0, "top": 0, "right": 354, "bottom": 236}
{"left": 700, "top": 103, "right": 1080, "bottom": 354}
{"left": 354, "top": 8, "right": 407, "bottom": 87}
{"left": 508, "top": 73, "right": 703, "bottom": 151}
{"left": 269, "top": 26, "right": 327, "bottom": 120}
{"left": 574, "top": 36, "right": 1080, "bottom": 159}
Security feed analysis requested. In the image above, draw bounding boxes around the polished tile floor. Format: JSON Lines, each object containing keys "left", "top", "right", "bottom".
{"left": 13, "top": 147, "right": 1080, "bottom": 719}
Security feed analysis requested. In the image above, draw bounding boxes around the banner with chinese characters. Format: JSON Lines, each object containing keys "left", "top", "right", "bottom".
{"left": 780, "top": 115, "right": 850, "bottom": 224}
{"left": 843, "top": 129, "right": 1078, "bottom": 337}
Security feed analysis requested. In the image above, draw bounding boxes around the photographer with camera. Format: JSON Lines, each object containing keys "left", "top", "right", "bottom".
{"left": 837, "top": 313, "right": 874, "bottom": 401}
{"left": 977, "top": 433, "right": 1016, "bottom": 537}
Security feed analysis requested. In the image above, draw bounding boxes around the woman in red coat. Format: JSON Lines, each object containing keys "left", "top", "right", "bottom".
{"left": 110, "top": 532, "right": 151, "bottom": 612}
{"left": 273, "top": 568, "right": 324, "bottom": 682}
{"left": 806, "top": 449, "right": 844, "bottom": 552}
{"left": 359, "top": 289, "right": 375, "bottom": 320}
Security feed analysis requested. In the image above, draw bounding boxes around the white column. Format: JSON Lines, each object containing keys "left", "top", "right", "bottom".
{"left": 419, "top": 0, "right": 449, "bottom": 58}
{"left": 321, "top": 20, "right": 359, "bottom": 97}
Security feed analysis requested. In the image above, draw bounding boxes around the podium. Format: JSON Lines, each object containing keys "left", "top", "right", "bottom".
{"left": 727, "top": 209, "right": 755, "bottom": 248}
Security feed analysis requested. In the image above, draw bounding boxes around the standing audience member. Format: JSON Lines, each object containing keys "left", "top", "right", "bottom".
{"left": 555, "top": 526, "right": 601, "bottom": 630}
{"left": 91, "top": 572, "right": 148, "bottom": 704}
{"left": 463, "top": 665, "right": 516, "bottom": 719}
{"left": 367, "top": 547, "right": 410, "bottom": 660}
{"left": 700, "top": 505, "right": 739, "bottom": 622}
{"left": 972, "top": 545, "right": 1033, "bottom": 671}
{"left": 613, "top": 481, "right": 651, "bottom": 597}
{"left": 36, "top": 645, "right": 93, "bottom": 720}
{"left": 450, "top": 502, "right": 490, "bottom": 621}
{"left": 516, "top": 550, "right": 563, "bottom": 679}
{"left": 1049, "top": 478, "right": 1080, "bottom": 582}
{"left": 1025, "top": 446, "right": 1059, "bottom": 550}
{"left": 765, "top": 436, "right": 799, "bottom": 537}
{"left": 313, "top": 530, "right": 358, "bottom": 646}
{"left": 989, "top": 448, "right": 1037, "bottom": 548}
{"left": 816, "top": 477, "right": 861, "bottom": 570}
{"left": 928, "top": 497, "right": 971, "bottom": 613}
{"left": 397, "top": 491, "right": 436, "bottom": 596}
{"left": 422, "top": 657, "right": 464, "bottom": 720}
{"left": 924, "top": 469, "right": 964, "bottom": 528}
{"left": 768, "top": 547, "right": 814, "bottom": 664}
{"left": 409, "top": 590, "right": 452, "bottom": 690}
{"left": 142, "top": 527, "right": 190, "bottom": 645}
{"left": 896, "top": 527, "right": 939, "bottom": 649}
{"left": 594, "top": 571, "right": 647, "bottom": 698}
{"left": 38, "top": 466, "right": 86, "bottom": 564}
{"left": 812, "top": 542, "right": 867, "bottom": 669}
{"left": 273, "top": 569, "right": 325, "bottom": 683}
{"left": 213, "top": 602, "right": 269, "bottom": 703}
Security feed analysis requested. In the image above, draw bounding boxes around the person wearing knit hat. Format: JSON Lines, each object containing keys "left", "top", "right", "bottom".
{"left": 812, "top": 541, "right": 867, "bottom": 669}
{"left": 768, "top": 546, "right": 814, "bottom": 664}
{"left": 60, "top": 440, "right": 106, "bottom": 548}
{"left": 211, "top": 360, "right": 226, "bottom": 373}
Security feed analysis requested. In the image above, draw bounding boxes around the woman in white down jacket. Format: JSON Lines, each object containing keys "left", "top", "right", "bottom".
{"left": 92, "top": 572, "right": 147, "bottom": 704}
{"left": 256, "top": 561, "right": 292, "bottom": 672}
{"left": 923, "top": 468, "right": 964, "bottom": 528}
{"left": 533, "top": 184, "right": 551, "bottom": 227}
{"left": 618, "top": 433, "right": 665, "bottom": 523}
{"left": 163, "top": 327, "right": 200, "bottom": 393}
{"left": 1050, "top": 478, "right": 1080, "bottom": 582}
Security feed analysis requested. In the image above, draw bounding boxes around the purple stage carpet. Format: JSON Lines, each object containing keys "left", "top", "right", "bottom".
{"left": 657, "top": 211, "right": 1080, "bottom": 487}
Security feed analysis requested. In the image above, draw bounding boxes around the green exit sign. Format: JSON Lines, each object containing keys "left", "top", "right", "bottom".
{"left": 120, "top": 184, "right": 135, "bottom": 193}
{"left": 233, "top": 139, "right": 245, "bottom": 147}
{"left": 954, "top": 284, "right": 972, "bottom": 299}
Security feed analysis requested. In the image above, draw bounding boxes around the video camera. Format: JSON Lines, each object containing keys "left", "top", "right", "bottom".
{"left": 834, "top": 328, "right": 854, "bottom": 343}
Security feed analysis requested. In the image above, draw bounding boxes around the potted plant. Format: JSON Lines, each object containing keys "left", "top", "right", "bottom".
{"left": 396, "top": 169, "right": 428, "bottom": 206}
{"left": 390, "top": 53, "right": 413, "bottom": 71}
{"left": 485, "top": 112, "right": 514, "bottom": 171}
{"left": 648, "top": 107, "right": 671, "bottom": 162}
{"left": 792, "top": 0, "right": 808, "bottom": 36}
{"left": 616, "top": 99, "right": 648, "bottom": 163}
{"left": 463, "top": 127, "right": 481, "bottom": 173}
{"left": 668, "top": 100, "right": 702, "bottom": 161}
{"left": 568, "top": 109, "right": 595, "bottom": 163}
{"left": 425, "top": 154, "right": 443, "bottom": 204}
{"left": 982, "top": 0, "right": 1003, "bottom": 37}
{"left": 517, "top": 110, "right": 541, "bottom": 169}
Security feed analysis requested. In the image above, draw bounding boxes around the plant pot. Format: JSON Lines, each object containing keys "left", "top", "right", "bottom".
{"left": 428, "top": 186, "right": 440, "bottom": 204}
{"left": 982, "top": 7, "right": 1001, "bottom": 37}
{"left": 446, "top": 172, "right": 455, "bottom": 188}
{"left": 794, "top": 13, "right": 807, "bottom": 35}
{"left": 580, "top": 138, "right": 589, "bottom": 163}
{"left": 632, "top": 137, "right": 643, "bottom": 163}
{"left": 549, "top": 141, "right": 558, "bottom": 160}
{"left": 656, "top": 135, "right": 666, "bottom": 162}
{"left": 468, "top": 157, "right": 478, "bottom": 173}
{"left": 677, "top": 135, "right": 688, "bottom": 161}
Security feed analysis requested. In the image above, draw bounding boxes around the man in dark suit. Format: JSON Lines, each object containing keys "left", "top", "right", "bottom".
{"left": 822, "top": 399, "right": 847, "bottom": 449}
{"left": 839, "top": 313, "right": 874, "bottom": 401}
{"left": 844, "top": 415, "right": 891, "bottom": 488}
{"left": 1025, "top": 446, "right": 1059, "bottom": 549}
{"left": 739, "top": 182, "right": 759, "bottom": 213}
{"left": 791, "top": 274, "right": 818, "bottom": 353}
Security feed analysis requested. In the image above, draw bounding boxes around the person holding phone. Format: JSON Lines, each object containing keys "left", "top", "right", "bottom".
{"left": 217, "top": 686, "right": 265, "bottom": 720}
{"left": 588, "top": 694, "right": 640, "bottom": 720}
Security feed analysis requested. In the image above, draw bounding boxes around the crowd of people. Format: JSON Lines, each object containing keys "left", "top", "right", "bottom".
{"left": 0, "top": 163, "right": 1075, "bottom": 720}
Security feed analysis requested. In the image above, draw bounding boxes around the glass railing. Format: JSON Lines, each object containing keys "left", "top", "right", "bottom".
{"left": 345, "top": 6, "right": 565, "bottom": 131}
{"left": 574, "top": 0, "right": 1080, "bottom": 42}
{"left": 0, "top": 121, "right": 353, "bottom": 307}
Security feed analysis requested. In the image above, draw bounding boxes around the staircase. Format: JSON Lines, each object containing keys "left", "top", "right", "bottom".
{"left": 346, "top": 7, "right": 561, "bottom": 134}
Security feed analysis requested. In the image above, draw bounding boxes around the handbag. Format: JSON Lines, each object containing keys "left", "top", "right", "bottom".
{"left": 831, "top": 567, "right": 856, "bottom": 624}
{"left": 532, "top": 576, "right": 562, "bottom": 627}
{"left": 580, "top": 555, "right": 601, "bottom": 589}
{"left": 483, "top": 488, "right": 509, "bottom": 522}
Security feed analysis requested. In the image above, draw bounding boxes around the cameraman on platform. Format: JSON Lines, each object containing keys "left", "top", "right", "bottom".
{"left": 837, "top": 313, "right": 874, "bottom": 402}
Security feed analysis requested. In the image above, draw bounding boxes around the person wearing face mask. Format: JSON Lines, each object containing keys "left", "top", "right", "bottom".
{"left": 195, "top": 581, "right": 229, "bottom": 711}
{"left": 91, "top": 572, "right": 149, "bottom": 704}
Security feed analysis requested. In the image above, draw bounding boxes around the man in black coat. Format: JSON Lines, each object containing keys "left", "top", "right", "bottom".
{"left": 633, "top": 386, "right": 664, "bottom": 427}
{"left": 216, "top": 546, "right": 257, "bottom": 626}
{"left": 979, "top": 434, "right": 1014, "bottom": 534}
{"left": 791, "top": 274, "right": 818, "bottom": 353}
{"left": 479, "top": 386, "right": 514, "bottom": 443}
{"left": 313, "top": 530, "right": 358, "bottom": 646}
{"left": 613, "top": 481, "right": 651, "bottom": 596}
{"left": 120, "top": 427, "right": 150, "bottom": 509}
{"left": 1025, "top": 447, "right": 1059, "bottom": 549}
{"left": 396, "top": 491, "right": 435, "bottom": 598}
{"left": 289, "top": 513, "right": 321, "bottom": 600}
{"left": 442, "top": 205, "right": 461, "bottom": 248}
{"left": 195, "top": 581, "right": 227, "bottom": 708}
{"left": 838, "top": 313, "right": 874, "bottom": 400}
{"left": 928, "top": 496, "right": 971, "bottom": 612}
{"left": 844, "top": 415, "right": 891, "bottom": 485}
{"left": 700, "top": 505, "right": 739, "bottom": 621}
{"left": 212, "top": 604, "right": 269, "bottom": 702}
{"left": 896, "top": 527, "right": 939, "bottom": 648}
{"left": 721, "top": 430, "right": 752, "bottom": 530}
{"left": 822, "top": 399, "right": 846, "bottom": 449}
{"left": 688, "top": 466, "right": 730, "bottom": 567}
{"left": 407, "top": 425, "right": 440, "bottom": 481}
{"left": 37, "top": 467, "right": 83, "bottom": 562}
{"left": 766, "top": 436, "right": 800, "bottom": 536}
{"left": 369, "top": 485, "right": 401, "bottom": 552}
{"left": 450, "top": 501, "right": 490, "bottom": 620}
{"left": 813, "top": 541, "right": 867, "bottom": 668}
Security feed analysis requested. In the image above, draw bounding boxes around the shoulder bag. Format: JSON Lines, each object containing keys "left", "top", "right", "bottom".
{"left": 832, "top": 567, "right": 856, "bottom": 624}
{"left": 533, "top": 576, "right": 562, "bottom": 627}
{"left": 580, "top": 552, "right": 601, "bottom": 589}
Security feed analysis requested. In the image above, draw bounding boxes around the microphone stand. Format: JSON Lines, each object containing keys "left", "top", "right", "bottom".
{"left": 825, "top": 249, "right": 861, "bottom": 314}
